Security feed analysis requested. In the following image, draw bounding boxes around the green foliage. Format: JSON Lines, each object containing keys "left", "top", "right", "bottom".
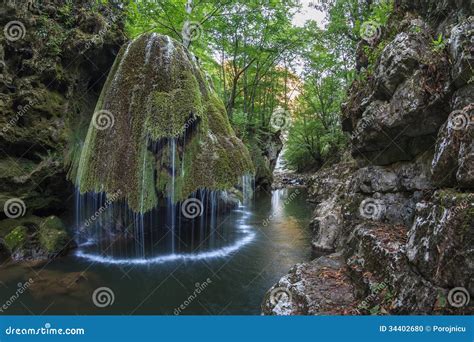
{"left": 121, "top": 0, "right": 398, "bottom": 175}
{"left": 369, "top": 0, "right": 394, "bottom": 26}
{"left": 286, "top": 117, "right": 347, "bottom": 172}
{"left": 432, "top": 33, "right": 447, "bottom": 53}
{"left": 4, "top": 226, "right": 28, "bottom": 252}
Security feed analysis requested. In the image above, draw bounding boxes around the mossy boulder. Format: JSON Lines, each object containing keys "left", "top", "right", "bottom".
{"left": 38, "top": 216, "right": 72, "bottom": 255}
{"left": 0, "top": 215, "right": 73, "bottom": 260}
{"left": 4, "top": 226, "right": 29, "bottom": 252}
{"left": 0, "top": 216, "right": 43, "bottom": 238}
{"left": 74, "top": 33, "right": 254, "bottom": 213}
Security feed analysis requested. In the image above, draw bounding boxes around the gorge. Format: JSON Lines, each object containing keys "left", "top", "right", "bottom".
{"left": 0, "top": 0, "right": 472, "bottom": 316}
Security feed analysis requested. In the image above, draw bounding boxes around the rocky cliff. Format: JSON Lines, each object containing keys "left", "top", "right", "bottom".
{"left": 0, "top": 0, "right": 125, "bottom": 260}
{"left": 263, "top": 0, "right": 473, "bottom": 315}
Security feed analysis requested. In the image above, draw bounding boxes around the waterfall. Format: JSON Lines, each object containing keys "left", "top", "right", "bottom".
{"left": 169, "top": 138, "right": 176, "bottom": 253}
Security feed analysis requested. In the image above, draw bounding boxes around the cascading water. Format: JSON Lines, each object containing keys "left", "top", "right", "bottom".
{"left": 73, "top": 33, "right": 255, "bottom": 265}
{"left": 75, "top": 184, "right": 256, "bottom": 264}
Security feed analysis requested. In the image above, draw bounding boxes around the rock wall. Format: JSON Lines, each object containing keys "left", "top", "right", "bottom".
{"left": 263, "top": 0, "right": 473, "bottom": 315}
{"left": 0, "top": 0, "right": 125, "bottom": 259}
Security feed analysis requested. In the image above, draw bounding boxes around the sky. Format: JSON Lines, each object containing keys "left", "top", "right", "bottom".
{"left": 292, "top": 0, "right": 326, "bottom": 28}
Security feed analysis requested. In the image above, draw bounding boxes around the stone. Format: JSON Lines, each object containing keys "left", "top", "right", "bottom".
{"left": 449, "top": 17, "right": 474, "bottom": 88}
{"left": 38, "top": 215, "right": 73, "bottom": 255}
{"left": 406, "top": 191, "right": 474, "bottom": 293}
{"left": 374, "top": 30, "right": 430, "bottom": 98}
{"left": 431, "top": 106, "right": 473, "bottom": 187}
{"left": 261, "top": 254, "right": 356, "bottom": 315}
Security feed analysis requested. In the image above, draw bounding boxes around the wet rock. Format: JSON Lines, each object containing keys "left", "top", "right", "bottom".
{"left": 307, "top": 162, "right": 356, "bottom": 204}
{"left": 311, "top": 201, "right": 342, "bottom": 254}
{"left": 0, "top": 215, "right": 74, "bottom": 261}
{"left": 406, "top": 191, "right": 474, "bottom": 293}
{"left": 351, "top": 68, "right": 450, "bottom": 165}
{"left": 457, "top": 139, "right": 474, "bottom": 187}
{"left": 4, "top": 226, "right": 29, "bottom": 258}
{"left": 308, "top": 162, "right": 356, "bottom": 254}
{"left": 249, "top": 132, "right": 283, "bottom": 190}
{"left": 431, "top": 105, "right": 474, "bottom": 187}
{"left": 75, "top": 33, "right": 254, "bottom": 212}
{"left": 345, "top": 221, "right": 451, "bottom": 313}
{"left": 261, "top": 254, "right": 356, "bottom": 315}
{"left": 449, "top": 17, "right": 474, "bottom": 88}
{"left": 38, "top": 216, "right": 74, "bottom": 256}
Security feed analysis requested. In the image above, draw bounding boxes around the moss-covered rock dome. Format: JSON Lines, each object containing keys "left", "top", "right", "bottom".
{"left": 74, "top": 33, "right": 253, "bottom": 213}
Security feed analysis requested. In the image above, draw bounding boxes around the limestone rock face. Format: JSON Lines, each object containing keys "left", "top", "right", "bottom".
{"left": 449, "top": 17, "right": 474, "bottom": 88}
{"left": 374, "top": 26, "right": 431, "bottom": 98}
{"left": 0, "top": 1, "right": 125, "bottom": 217}
{"left": 263, "top": 0, "right": 473, "bottom": 315}
{"left": 431, "top": 107, "right": 474, "bottom": 187}
{"left": 406, "top": 191, "right": 474, "bottom": 293}
{"left": 308, "top": 162, "right": 355, "bottom": 254}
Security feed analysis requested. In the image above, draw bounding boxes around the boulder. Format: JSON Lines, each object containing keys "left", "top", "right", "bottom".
{"left": 449, "top": 17, "right": 474, "bottom": 88}
{"left": 0, "top": 215, "right": 73, "bottom": 261}
{"left": 38, "top": 215, "right": 73, "bottom": 256}
{"left": 261, "top": 254, "right": 356, "bottom": 315}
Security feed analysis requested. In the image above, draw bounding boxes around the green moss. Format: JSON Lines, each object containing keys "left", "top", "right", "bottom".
{"left": 73, "top": 33, "right": 254, "bottom": 212}
{"left": 0, "top": 216, "right": 43, "bottom": 238}
{"left": 39, "top": 215, "right": 65, "bottom": 231}
{"left": 146, "top": 69, "right": 204, "bottom": 140}
{"left": 4, "top": 226, "right": 28, "bottom": 252}
{"left": 39, "top": 216, "right": 70, "bottom": 254}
